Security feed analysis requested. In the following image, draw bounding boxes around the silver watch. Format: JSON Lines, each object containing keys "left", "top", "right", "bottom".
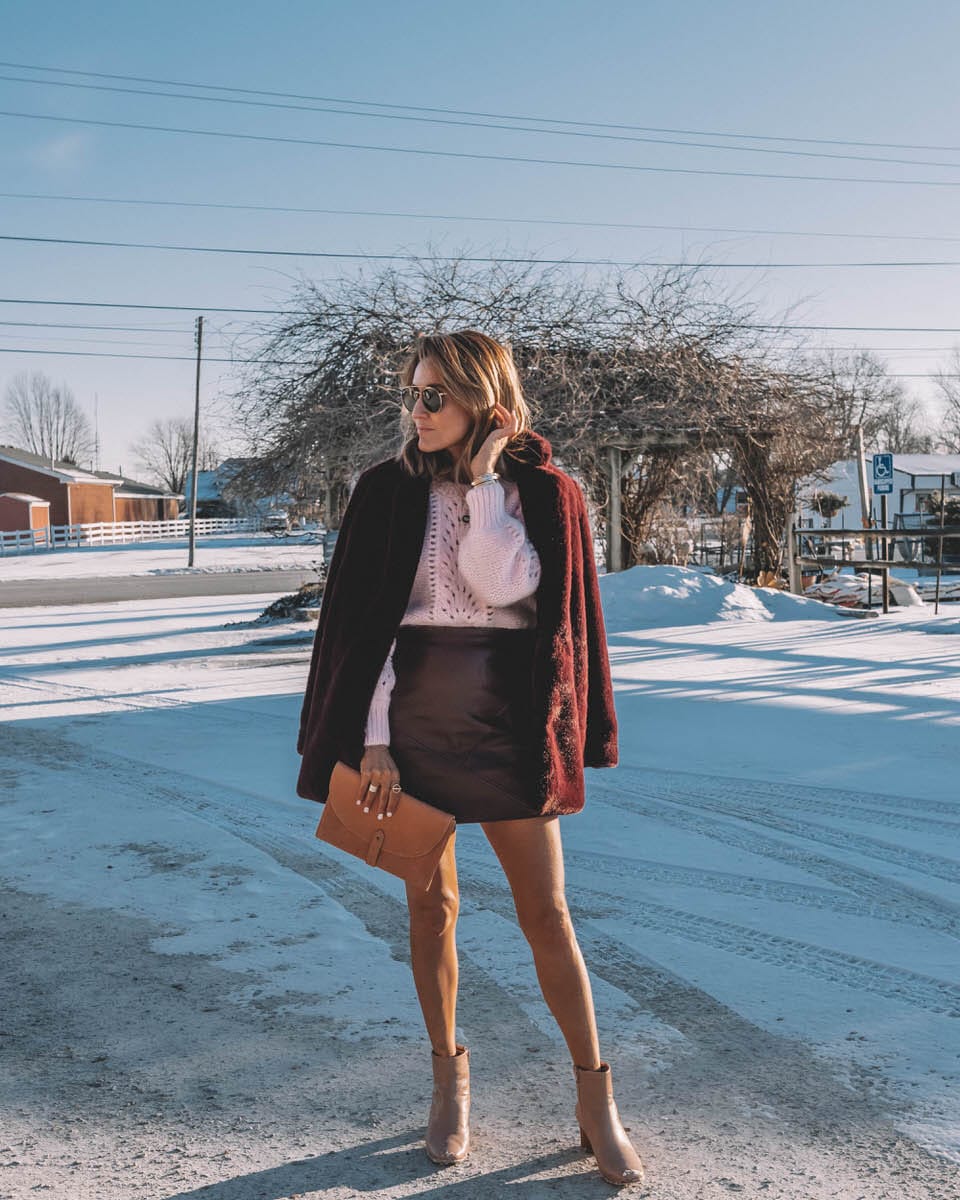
{"left": 470, "top": 471, "right": 500, "bottom": 487}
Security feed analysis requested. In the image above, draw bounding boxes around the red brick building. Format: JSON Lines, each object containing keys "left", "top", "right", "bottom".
{"left": 0, "top": 446, "right": 181, "bottom": 531}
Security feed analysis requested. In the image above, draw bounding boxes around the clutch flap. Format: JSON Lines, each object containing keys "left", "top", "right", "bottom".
{"left": 326, "top": 760, "right": 454, "bottom": 860}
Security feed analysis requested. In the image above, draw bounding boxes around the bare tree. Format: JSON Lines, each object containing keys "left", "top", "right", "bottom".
{"left": 873, "top": 392, "right": 937, "bottom": 454}
{"left": 809, "top": 350, "right": 900, "bottom": 454}
{"left": 936, "top": 348, "right": 960, "bottom": 452}
{"left": 3, "top": 371, "right": 94, "bottom": 463}
{"left": 129, "top": 418, "right": 219, "bottom": 494}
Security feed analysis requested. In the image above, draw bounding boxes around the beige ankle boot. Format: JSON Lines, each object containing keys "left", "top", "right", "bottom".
{"left": 574, "top": 1060, "right": 645, "bottom": 1186}
{"left": 425, "top": 1045, "right": 470, "bottom": 1165}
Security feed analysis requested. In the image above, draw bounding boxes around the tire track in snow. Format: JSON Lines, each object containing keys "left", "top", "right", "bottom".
{"left": 589, "top": 781, "right": 960, "bottom": 935}
{"left": 563, "top": 848, "right": 933, "bottom": 926}
{"left": 640, "top": 765, "right": 960, "bottom": 821}
{"left": 608, "top": 776, "right": 960, "bottom": 884}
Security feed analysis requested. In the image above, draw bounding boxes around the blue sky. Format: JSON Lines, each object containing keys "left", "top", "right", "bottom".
{"left": 2, "top": 1, "right": 959, "bottom": 474}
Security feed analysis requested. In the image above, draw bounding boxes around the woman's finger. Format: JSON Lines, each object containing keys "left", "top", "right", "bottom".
{"left": 361, "top": 774, "right": 381, "bottom": 813}
{"left": 357, "top": 766, "right": 371, "bottom": 807}
{"left": 385, "top": 772, "right": 402, "bottom": 818}
{"left": 373, "top": 772, "right": 391, "bottom": 820}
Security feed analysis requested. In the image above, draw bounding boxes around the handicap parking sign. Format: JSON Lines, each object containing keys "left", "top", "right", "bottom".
{"left": 872, "top": 453, "right": 894, "bottom": 494}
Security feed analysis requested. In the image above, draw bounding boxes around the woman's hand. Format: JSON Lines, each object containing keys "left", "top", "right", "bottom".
{"left": 470, "top": 402, "right": 517, "bottom": 480}
{"left": 358, "top": 744, "right": 403, "bottom": 819}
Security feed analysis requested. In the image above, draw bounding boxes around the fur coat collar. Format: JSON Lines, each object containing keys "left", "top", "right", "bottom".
{"left": 296, "top": 428, "right": 618, "bottom": 816}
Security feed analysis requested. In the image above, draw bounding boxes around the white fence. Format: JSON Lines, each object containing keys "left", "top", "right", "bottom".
{"left": 0, "top": 517, "right": 260, "bottom": 556}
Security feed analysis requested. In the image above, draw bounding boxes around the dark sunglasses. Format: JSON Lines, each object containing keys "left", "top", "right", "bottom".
{"left": 399, "top": 385, "right": 448, "bottom": 414}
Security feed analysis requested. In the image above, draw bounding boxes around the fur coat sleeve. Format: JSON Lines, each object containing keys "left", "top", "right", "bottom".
{"left": 296, "top": 431, "right": 618, "bottom": 816}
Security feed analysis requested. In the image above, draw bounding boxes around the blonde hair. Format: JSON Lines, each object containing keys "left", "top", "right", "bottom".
{"left": 396, "top": 330, "right": 533, "bottom": 483}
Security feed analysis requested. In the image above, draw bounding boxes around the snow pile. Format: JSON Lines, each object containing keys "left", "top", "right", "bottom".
{"left": 599, "top": 565, "right": 841, "bottom": 632}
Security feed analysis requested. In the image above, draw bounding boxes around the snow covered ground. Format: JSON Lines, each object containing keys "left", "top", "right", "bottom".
{"left": 0, "top": 532, "right": 325, "bottom": 579}
{"left": 1, "top": 566, "right": 958, "bottom": 1198}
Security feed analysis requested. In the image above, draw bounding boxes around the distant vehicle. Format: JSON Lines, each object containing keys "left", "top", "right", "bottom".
{"left": 262, "top": 509, "right": 290, "bottom": 534}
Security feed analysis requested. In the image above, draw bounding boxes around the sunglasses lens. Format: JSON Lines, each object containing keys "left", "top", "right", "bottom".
{"left": 400, "top": 386, "right": 444, "bottom": 413}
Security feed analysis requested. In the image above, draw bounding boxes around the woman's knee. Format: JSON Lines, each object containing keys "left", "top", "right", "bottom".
{"left": 515, "top": 892, "right": 573, "bottom": 948}
{"left": 407, "top": 879, "right": 460, "bottom": 937}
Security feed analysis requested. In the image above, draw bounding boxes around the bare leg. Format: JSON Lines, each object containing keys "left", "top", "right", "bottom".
{"left": 405, "top": 831, "right": 460, "bottom": 1057}
{"left": 482, "top": 814, "right": 644, "bottom": 1183}
{"left": 481, "top": 815, "right": 601, "bottom": 1069}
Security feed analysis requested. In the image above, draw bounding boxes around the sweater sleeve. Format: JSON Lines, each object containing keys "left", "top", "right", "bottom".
{"left": 458, "top": 481, "right": 541, "bottom": 606}
{"left": 363, "top": 635, "right": 397, "bottom": 746}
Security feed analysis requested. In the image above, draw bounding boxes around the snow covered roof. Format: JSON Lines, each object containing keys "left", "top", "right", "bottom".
{"left": 0, "top": 445, "right": 104, "bottom": 484}
{"left": 892, "top": 454, "right": 960, "bottom": 478}
{"left": 0, "top": 492, "right": 50, "bottom": 504}
{"left": 92, "top": 469, "right": 182, "bottom": 499}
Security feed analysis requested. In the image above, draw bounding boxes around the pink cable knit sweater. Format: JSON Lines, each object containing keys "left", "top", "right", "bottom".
{"left": 364, "top": 476, "right": 542, "bottom": 746}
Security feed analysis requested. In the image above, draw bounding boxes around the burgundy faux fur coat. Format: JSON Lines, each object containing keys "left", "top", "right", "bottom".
{"left": 296, "top": 428, "right": 618, "bottom": 816}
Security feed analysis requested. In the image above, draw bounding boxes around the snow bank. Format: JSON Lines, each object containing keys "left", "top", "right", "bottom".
{"left": 600, "top": 565, "right": 843, "bottom": 632}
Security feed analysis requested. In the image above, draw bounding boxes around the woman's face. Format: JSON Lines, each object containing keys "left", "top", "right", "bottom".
{"left": 410, "top": 357, "right": 473, "bottom": 458}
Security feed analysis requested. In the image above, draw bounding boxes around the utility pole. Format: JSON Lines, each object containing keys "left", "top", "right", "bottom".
{"left": 187, "top": 315, "right": 203, "bottom": 568}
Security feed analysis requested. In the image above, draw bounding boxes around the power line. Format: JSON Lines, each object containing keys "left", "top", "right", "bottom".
{"left": 2, "top": 333, "right": 235, "bottom": 348}
{"left": 2, "top": 297, "right": 959, "bottom": 335}
{"left": 0, "top": 320, "right": 952, "bottom": 354}
{"left": 5, "top": 108, "right": 960, "bottom": 189}
{"left": 7, "top": 232, "right": 960, "bottom": 269}
{"left": 0, "top": 346, "right": 308, "bottom": 364}
{"left": 5, "top": 59, "right": 959, "bottom": 154}
{"left": 0, "top": 318, "right": 196, "bottom": 332}
{"left": 4, "top": 70, "right": 960, "bottom": 172}
{"left": 3, "top": 189, "right": 959, "bottom": 245}
{"left": 0, "top": 343, "right": 955, "bottom": 378}
{"left": 0, "top": 297, "right": 279, "bottom": 314}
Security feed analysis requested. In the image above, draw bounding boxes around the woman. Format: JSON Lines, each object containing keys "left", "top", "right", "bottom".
{"left": 297, "top": 330, "right": 644, "bottom": 1186}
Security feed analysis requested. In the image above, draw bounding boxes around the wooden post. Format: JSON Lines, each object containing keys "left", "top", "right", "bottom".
{"left": 785, "top": 510, "right": 802, "bottom": 594}
{"left": 607, "top": 444, "right": 622, "bottom": 573}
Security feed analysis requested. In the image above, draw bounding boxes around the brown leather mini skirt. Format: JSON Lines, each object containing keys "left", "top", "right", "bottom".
{"left": 389, "top": 624, "right": 542, "bottom": 823}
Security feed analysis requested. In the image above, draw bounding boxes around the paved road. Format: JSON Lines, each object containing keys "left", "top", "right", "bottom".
{"left": 0, "top": 569, "right": 314, "bottom": 608}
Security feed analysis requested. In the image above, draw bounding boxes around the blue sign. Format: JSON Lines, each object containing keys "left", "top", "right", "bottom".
{"left": 872, "top": 453, "right": 894, "bottom": 495}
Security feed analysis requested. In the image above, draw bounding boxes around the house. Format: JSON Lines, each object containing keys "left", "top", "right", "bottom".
{"left": 799, "top": 454, "right": 960, "bottom": 530}
{"left": 0, "top": 445, "right": 181, "bottom": 530}
{"left": 183, "top": 458, "right": 291, "bottom": 519}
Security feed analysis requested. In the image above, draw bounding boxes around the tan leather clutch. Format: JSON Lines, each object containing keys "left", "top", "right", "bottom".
{"left": 315, "top": 760, "right": 455, "bottom": 890}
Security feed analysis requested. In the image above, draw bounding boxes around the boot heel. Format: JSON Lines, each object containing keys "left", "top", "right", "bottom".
{"left": 579, "top": 1126, "right": 593, "bottom": 1153}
